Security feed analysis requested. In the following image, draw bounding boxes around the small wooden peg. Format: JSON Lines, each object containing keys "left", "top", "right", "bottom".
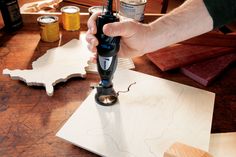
{"left": 164, "top": 142, "right": 213, "bottom": 157}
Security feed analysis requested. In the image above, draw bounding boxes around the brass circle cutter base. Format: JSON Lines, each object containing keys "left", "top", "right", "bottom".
{"left": 95, "top": 85, "right": 118, "bottom": 106}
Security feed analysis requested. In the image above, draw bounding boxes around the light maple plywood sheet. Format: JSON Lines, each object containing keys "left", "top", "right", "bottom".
{"left": 209, "top": 132, "right": 236, "bottom": 157}
{"left": 56, "top": 70, "right": 215, "bottom": 157}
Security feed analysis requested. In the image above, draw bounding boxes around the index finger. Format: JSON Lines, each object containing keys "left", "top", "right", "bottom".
{"left": 87, "top": 12, "right": 101, "bottom": 34}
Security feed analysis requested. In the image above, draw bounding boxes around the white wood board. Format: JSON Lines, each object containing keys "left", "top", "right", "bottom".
{"left": 3, "top": 38, "right": 91, "bottom": 96}
{"left": 209, "top": 132, "right": 236, "bottom": 157}
{"left": 56, "top": 70, "right": 215, "bottom": 157}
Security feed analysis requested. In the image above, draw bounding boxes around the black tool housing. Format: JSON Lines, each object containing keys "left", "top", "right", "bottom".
{"left": 95, "top": 14, "right": 120, "bottom": 57}
{"left": 94, "top": 0, "right": 120, "bottom": 106}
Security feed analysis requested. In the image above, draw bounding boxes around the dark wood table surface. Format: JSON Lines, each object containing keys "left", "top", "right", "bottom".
{"left": 0, "top": 12, "right": 235, "bottom": 157}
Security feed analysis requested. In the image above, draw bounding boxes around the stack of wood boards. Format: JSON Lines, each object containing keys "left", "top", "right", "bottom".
{"left": 146, "top": 31, "right": 236, "bottom": 86}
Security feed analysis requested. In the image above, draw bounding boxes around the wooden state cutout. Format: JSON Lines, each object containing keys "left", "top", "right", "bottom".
{"left": 164, "top": 142, "right": 213, "bottom": 157}
{"left": 3, "top": 37, "right": 91, "bottom": 96}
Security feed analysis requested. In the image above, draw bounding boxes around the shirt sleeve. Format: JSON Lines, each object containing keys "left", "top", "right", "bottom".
{"left": 203, "top": 0, "right": 236, "bottom": 28}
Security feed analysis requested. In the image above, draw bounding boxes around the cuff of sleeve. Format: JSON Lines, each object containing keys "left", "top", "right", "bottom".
{"left": 203, "top": 0, "right": 236, "bottom": 28}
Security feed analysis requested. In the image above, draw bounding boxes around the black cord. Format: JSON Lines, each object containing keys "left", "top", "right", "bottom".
{"left": 116, "top": 82, "right": 136, "bottom": 96}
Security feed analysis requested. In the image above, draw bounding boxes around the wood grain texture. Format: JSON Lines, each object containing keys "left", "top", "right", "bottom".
{"left": 181, "top": 53, "right": 236, "bottom": 86}
{"left": 0, "top": 12, "right": 235, "bottom": 157}
{"left": 146, "top": 44, "right": 236, "bottom": 71}
{"left": 164, "top": 142, "right": 213, "bottom": 157}
{"left": 180, "top": 32, "right": 236, "bottom": 48}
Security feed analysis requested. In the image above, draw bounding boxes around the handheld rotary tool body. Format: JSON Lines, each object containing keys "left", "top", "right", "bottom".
{"left": 95, "top": 0, "right": 120, "bottom": 106}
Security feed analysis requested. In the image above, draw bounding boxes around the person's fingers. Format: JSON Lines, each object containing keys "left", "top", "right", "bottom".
{"left": 89, "top": 53, "right": 97, "bottom": 63}
{"left": 87, "top": 44, "right": 97, "bottom": 53}
{"left": 86, "top": 32, "right": 98, "bottom": 46}
{"left": 103, "top": 20, "right": 138, "bottom": 37}
{"left": 86, "top": 31, "right": 93, "bottom": 43}
{"left": 87, "top": 12, "right": 101, "bottom": 34}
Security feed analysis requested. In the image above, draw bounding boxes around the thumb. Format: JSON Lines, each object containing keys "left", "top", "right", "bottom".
{"left": 103, "top": 21, "right": 138, "bottom": 37}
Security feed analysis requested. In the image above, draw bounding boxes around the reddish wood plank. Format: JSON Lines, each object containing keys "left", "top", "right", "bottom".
{"left": 146, "top": 44, "right": 235, "bottom": 71}
{"left": 181, "top": 32, "right": 236, "bottom": 48}
{"left": 181, "top": 53, "right": 236, "bottom": 86}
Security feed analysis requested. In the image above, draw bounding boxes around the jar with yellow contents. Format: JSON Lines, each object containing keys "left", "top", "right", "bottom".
{"left": 61, "top": 6, "right": 80, "bottom": 31}
{"left": 37, "top": 15, "right": 60, "bottom": 42}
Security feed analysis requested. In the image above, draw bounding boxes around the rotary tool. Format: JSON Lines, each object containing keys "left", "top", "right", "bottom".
{"left": 95, "top": 0, "right": 120, "bottom": 106}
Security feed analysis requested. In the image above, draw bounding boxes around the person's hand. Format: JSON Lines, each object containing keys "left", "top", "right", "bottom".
{"left": 86, "top": 12, "right": 151, "bottom": 58}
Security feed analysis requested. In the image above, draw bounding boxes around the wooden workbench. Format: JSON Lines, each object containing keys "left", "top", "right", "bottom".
{"left": 0, "top": 11, "right": 235, "bottom": 157}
